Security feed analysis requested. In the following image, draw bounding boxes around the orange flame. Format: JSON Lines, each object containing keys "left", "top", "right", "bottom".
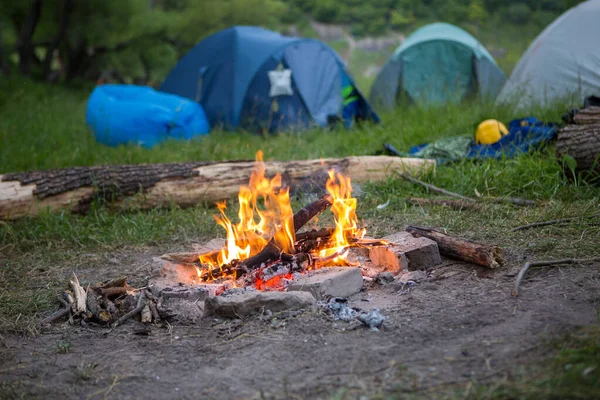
{"left": 199, "top": 151, "right": 295, "bottom": 279}
{"left": 317, "top": 169, "right": 365, "bottom": 265}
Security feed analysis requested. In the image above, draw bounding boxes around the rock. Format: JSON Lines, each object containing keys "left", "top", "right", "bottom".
{"left": 204, "top": 290, "right": 316, "bottom": 318}
{"left": 368, "top": 246, "right": 408, "bottom": 275}
{"left": 374, "top": 272, "right": 395, "bottom": 285}
{"left": 288, "top": 267, "right": 363, "bottom": 300}
{"left": 397, "top": 270, "right": 427, "bottom": 283}
{"left": 383, "top": 232, "right": 442, "bottom": 270}
{"left": 162, "top": 297, "right": 204, "bottom": 323}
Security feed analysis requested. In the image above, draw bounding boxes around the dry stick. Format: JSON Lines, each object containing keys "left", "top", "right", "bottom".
{"left": 41, "top": 293, "right": 72, "bottom": 324}
{"left": 113, "top": 292, "right": 146, "bottom": 328}
{"left": 406, "top": 225, "right": 503, "bottom": 268}
{"left": 407, "top": 197, "right": 482, "bottom": 210}
{"left": 512, "top": 213, "right": 600, "bottom": 232}
{"left": 396, "top": 171, "right": 536, "bottom": 207}
{"left": 512, "top": 257, "right": 600, "bottom": 297}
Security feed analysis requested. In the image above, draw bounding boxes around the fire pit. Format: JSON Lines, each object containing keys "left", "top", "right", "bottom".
{"left": 45, "top": 151, "right": 485, "bottom": 330}
{"left": 147, "top": 151, "right": 442, "bottom": 322}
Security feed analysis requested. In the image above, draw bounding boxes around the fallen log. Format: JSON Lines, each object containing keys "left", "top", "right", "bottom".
{"left": 405, "top": 225, "right": 503, "bottom": 268}
{"left": 555, "top": 123, "right": 600, "bottom": 176}
{"left": 573, "top": 106, "right": 600, "bottom": 125}
{"left": 0, "top": 156, "right": 434, "bottom": 220}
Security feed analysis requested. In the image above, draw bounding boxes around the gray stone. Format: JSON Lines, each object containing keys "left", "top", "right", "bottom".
{"left": 288, "top": 267, "right": 363, "bottom": 300}
{"left": 161, "top": 297, "right": 204, "bottom": 323}
{"left": 204, "top": 290, "right": 316, "bottom": 318}
{"left": 383, "top": 232, "right": 441, "bottom": 271}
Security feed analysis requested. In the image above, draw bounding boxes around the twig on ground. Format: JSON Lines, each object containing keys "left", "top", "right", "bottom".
{"left": 112, "top": 292, "right": 146, "bottom": 328}
{"left": 512, "top": 257, "right": 600, "bottom": 297}
{"left": 512, "top": 213, "right": 600, "bottom": 231}
{"left": 41, "top": 293, "right": 73, "bottom": 324}
{"left": 396, "top": 171, "right": 474, "bottom": 202}
{"left": 395, "top": 171, "right": 536, "bottom": 207}
{"left": 407, "top": 197, "right": 482, "bottom": 210}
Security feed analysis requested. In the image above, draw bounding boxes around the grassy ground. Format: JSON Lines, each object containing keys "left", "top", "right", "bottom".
{"left": 1, "top": 78, "right": 599, "bottom": 398}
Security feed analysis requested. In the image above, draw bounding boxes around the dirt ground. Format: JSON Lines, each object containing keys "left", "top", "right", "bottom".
{"left": 1, "top": 247, "right": 599, "bottom": 400}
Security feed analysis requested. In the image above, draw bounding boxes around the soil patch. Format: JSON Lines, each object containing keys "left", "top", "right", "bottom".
{"left": 1, "top": 248, "right": 599, "bottom": 399}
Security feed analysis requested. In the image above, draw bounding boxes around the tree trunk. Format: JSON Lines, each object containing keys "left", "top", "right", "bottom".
{"left": 42, "top": 0, "right": 73, "bottom": 81}
{"left": 556, "top": 123, "right": 600, "bottom": 174}
{"left": 573, "top": 106, "right": 600, "bottom": 125}
{"left": 17, "top": 0, "right": 43, "bottom": 75}
{"left": 0, "top": 156, "right": 435, "bottom": 220}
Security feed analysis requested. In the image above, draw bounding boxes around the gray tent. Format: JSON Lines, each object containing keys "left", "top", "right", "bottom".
{"left": 496, "top": 0, "right": 600, "bottom": 109}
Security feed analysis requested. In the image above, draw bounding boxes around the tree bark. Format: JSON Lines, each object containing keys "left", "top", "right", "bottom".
{"left": 556, "top": 123, "right": 600, "bottom": 174}
{"left": 0, "top": 156, "right": 435, "bottom": 220}
{"left": 42, "top": 0, "right": 73, "bottom": 81}
{"left": 17, "top": 0, "right": 43, "bottom": 75}
{"left": 573, "top": 106, "right": 600, "bottom": 125}
{"left": 405, "top": 225, "right": 504, "bottom": 268}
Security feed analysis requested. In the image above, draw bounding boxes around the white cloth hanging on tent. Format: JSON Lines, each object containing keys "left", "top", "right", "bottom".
{"left": 268, "top": 69, "right": 293, "bottom": 97}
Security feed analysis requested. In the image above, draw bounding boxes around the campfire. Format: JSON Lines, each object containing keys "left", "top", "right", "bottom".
{"left": 194, "top": 150, "right": 388, "bottom": 292}
{"left": 40, "top": 152, "right": 506, "bottom": 329}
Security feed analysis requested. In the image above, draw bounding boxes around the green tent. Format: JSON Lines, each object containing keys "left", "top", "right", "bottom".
{"left": 370, "top": 23, "right": 506, "bottom": 109}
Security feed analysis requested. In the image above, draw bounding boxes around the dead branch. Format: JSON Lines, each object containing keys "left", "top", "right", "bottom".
{"left": 144, "top": 290, "right": 161, "bottom": 323}
{"left": 405, "top": 225, "right": 503, "bottom": 268}
{"left": 396, "top": 171, "right": 536, "bottom": 207}
{"left": 69, "top": 273, "right": 87, "bottom": 315}
{"left": 96, "top": 287, "right": 128, "bottom": 298}
{"left": 41, "top": 293, "right": 73, "bottom": 324}
{"left": 407, "top": 197, "right": 482, "bottom": 210}
{"left": 512, "top": 257, "right": 600, "bottom": 297}
{"left": 113, "top": 292, "right": 146, "bottom": 328}
{"left": 512, "top": 213, "right": 600, "bottom": 231}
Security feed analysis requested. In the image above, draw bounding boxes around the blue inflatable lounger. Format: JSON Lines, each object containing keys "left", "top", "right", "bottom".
{"left": 86, "top": 84, "right": 210, "bottom": 148}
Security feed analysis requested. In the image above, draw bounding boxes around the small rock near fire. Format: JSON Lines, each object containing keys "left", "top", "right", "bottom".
{"left": 383, "top": 232, "right": 441, "bottom": 270}
{"left": 288, "top": 267, "right": 363, "bottom": 300}
{"left": 204, "top": 291, "right": 316, "bottom": 318}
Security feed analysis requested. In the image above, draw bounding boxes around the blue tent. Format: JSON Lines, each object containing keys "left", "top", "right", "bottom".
{"left": 160, "top": 26, "right": 379, "bottom": 133}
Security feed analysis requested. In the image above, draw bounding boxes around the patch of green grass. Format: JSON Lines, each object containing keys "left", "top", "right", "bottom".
{"left": 457, "top": 325, "right": 600, "bottom": 400}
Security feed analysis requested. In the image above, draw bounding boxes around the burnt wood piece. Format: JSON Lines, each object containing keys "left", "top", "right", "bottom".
{"left": 0, "top": 156, "right": 435, "bottom": 220}
{"left": 405, "top": 225, "right": 503, "bottom": 268}
{"left": 556, "top": 123, "right": 600, "bottom": 176}
{"left": 236, "top": 194, "right": 333, "bottom": 274}
{"left": 573, "top": 106, "right": 600, "bottom": 125}
{"left": 199, "top": 194, "right": 334, "bottom": 281}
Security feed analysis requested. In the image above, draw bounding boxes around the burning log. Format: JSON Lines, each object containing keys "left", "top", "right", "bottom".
{"left": 405, "top": 225, "right": 504, "bottom": 268}
{"left": 235, "top": 194, "right": 334, "bottom": 273}
{"left": 0, "top": 155, "right": 434, "bottom": 220}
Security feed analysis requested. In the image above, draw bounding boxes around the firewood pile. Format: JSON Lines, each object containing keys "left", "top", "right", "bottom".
{"left": 557, "top": 105, "right": 600, "bottom": 179}
{"left": 41, "top": 274, "right": 171, "bottom": 328}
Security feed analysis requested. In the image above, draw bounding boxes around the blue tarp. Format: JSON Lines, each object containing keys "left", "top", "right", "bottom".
{"left": 160, "top": 26, "right": 379, "bottom": 133}
{"left": 408, "top": 117, "right": 559, "bottom": 163}
{"left": 86, "top": 84, "right": 210, "bottom": 148}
